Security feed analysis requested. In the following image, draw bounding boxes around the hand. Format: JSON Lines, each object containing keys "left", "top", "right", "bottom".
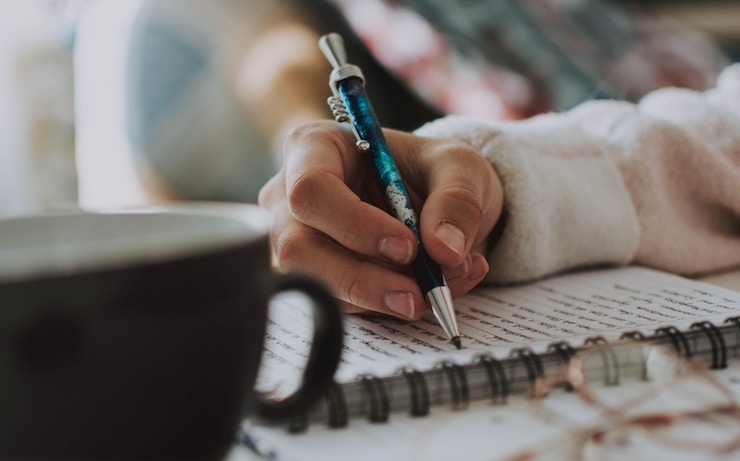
{"left": 259, "top": 121, "right": 504, "bottom": 320}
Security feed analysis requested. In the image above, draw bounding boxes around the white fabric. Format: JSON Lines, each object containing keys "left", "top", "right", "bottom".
{"left": 417, "top": 64, "right": 740, "bottom": 283}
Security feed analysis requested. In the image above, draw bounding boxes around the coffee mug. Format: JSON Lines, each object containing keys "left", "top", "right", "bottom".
{"left": 0, "top": 202, "right": 343, "bottom": 459}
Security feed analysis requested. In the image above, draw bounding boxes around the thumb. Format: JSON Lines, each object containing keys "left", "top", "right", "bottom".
{"left": 415, "top": 139, "right": 503, "bottom": 268}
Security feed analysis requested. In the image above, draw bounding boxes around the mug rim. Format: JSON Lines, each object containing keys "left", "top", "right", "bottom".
{"left": 0, "top": 201, "right": 271, "bottom": 282}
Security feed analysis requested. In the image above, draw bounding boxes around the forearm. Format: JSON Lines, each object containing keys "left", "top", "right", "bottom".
{"left": 416, "top": 114, "right": 638, "bottom": 284}
{"left": 416, "top": 64, "right": 740, "bottom": 283}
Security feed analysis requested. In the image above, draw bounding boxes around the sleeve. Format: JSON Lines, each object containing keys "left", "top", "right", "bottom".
{"left": 414, "top": 64, "right": 740, "bottom": 284}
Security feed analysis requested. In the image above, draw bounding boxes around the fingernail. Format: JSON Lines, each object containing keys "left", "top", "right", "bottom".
{"left": 384, "top": 291, "right": 415, "bottom": 318}
{"left": 468, "top": 254, "right": 489, "bottom": 281}
{"left": 435, "top": 222, "right": 465, "bottom": 256}
{"left": 379, "top": 236, "right": 413, "bottom": 264}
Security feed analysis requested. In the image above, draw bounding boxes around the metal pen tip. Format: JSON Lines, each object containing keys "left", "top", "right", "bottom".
{"left": 428, "top": 286, "right": 461, "bottom": 349}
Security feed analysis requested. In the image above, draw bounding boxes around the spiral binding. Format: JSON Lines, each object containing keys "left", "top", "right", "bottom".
{"left": 547, "top": 341, "right": 578, "bottom": 390}
{"left": 655, "top": 326, "right": 691, "bottom": 358}
{"left": 325, "top": 382, "right": 348, "bottom": 429}
{"left": 510, "top": 347, "right": 544, "bottom": 387}
{"left": 399, "top": 367, "right": 430, "bottom": 417}
{"left": 360, "top": 374, "right": 389, "bottom": 423}
{"left": 473, "top": 353, "right": 509, "bottom": 404}
{"left": 287, "top": 413, "right": 309, "bottom": 434}
{"left": 293, "top": 316, "right": 740, "bottom": 431}
{"left": 691, "top": 321, "right": 727, "bottom": 369}
{"left": 584, "top": 336, "right": 608, "bottom": 346}
{"left": 437, "top": 361, "right": 469, "bottom": 410}
{"left": 620, "top": 330, "right": 646, "bottom": 341}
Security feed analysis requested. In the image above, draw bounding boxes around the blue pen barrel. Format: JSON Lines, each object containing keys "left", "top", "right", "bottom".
{"left": 410, "top": 247, "right": 447, "bottom": 295}
{"left": 322, "top": 32, "right": 459, "bottom": 345}
{"left": 337, "top": 78, "right": 414, "bottom": 228}
{"left": 337, "top": 77, "right": 445, "bottom": 295}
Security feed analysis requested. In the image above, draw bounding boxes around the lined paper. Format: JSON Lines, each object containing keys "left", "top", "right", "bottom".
{"left": 245, "top": 266, "right": 740, "bottom": 461}
{"left": 257, "top": 266, "right": 740, "bottom": 392}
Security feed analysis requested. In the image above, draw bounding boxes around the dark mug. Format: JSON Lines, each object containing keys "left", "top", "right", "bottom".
{"left": 0, "top": 202, "right": 343, "bottom": 459}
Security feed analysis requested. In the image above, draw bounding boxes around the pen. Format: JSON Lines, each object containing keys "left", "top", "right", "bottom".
{"left": 319, "top": 33, "right": 462, "bottom": 350}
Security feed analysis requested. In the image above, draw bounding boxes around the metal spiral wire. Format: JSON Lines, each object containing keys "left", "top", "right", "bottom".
{"left": 327, "top": 96, "right": 351, "bottom": 123}
{"left": 326, "top": 96, "right": 370, "bottom": 150}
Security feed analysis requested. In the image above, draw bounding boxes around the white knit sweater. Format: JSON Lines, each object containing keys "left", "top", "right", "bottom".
{"left": 416, "top": 64, "right": 740, "bottom": 284}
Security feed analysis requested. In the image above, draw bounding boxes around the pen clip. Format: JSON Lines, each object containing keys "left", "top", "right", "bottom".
{"left": 326, "top": 96, "right": 370, "bottom": 151}
{"left": 320, "top": 33, "right": 370, "bottom": 151}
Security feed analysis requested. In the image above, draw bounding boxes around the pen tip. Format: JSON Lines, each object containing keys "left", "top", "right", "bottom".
{"left": 452, "top": 336, "right": 462, "bottom": 350}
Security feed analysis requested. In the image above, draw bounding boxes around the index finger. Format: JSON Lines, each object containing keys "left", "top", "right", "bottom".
{"left": 281, "top": 121, "right": 417, "bottom": 265}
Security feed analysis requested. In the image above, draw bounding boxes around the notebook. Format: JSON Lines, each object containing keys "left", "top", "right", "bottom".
{"left": 243, "top": 266, "right": 740, "bottom": 460}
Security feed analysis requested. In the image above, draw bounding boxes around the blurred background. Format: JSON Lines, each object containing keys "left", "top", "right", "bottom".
{"left": 1, "top": 0, "right": 738, "bottom": 218}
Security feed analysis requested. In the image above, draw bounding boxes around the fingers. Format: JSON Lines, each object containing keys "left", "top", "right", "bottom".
{"left": 260, "top": 121, "right": 504, "bottom": 318}
{"left": 389, "top": 133, "right": 504, "bottom": 269}
{"left": 444, "top": 252, "right": 490, "bottom": 298}
{"left": 279, "top": 122, "right": 418, "bottom": 266}
{"left": 259, "top": 121, "right": 425, "bottom": 319}
{"left": 264, "top": 198, "right": 427, "bottom": 320}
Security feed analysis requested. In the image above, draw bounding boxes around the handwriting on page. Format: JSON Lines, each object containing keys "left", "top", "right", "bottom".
{"left": 455, "top": 267, "right": 736, "bottom": 346}
{"left": 257, "top": 267, "right": 740, "bottom": 392}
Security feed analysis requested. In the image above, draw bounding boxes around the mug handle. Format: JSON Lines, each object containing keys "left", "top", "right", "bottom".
{"left": 255, "top": 273, "right": 343, "bottom": 421}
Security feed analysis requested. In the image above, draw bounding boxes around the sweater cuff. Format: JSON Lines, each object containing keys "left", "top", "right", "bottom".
{"left": 416, "top": 115, "right": 639, "bottom": 284}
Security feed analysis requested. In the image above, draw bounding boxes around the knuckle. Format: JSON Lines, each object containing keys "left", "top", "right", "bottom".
{"left": 286, "top": 174, "right": 318, "bottom": 218}
{"left": 282, "top": 120, "right": 339, "bottom": 155}
{"left": 336, "top": 265, "right": 370, "bottom": 309}
{"left": 271, "top": 229, "right": 306, "bottom": 270}
{"left": 442, "top": 184, "right": 484, "bottom": 220}
{"left": 257, "top": 174, "right": 281, "bottom": 208}
{"left": 334, "top": 218, "right": 366, "bottom": 251}
{"left": 432, "top": 139, "right": 490, "bottom": 174}
{"left": 451, "top": 145, "right": 488, "bottom": 173}
{"left": 429, "top": 138, "right": 478, "bottom": 160}
{"left": 283, "top": 121, "right": 322, "bottom": 144}
{"left": 287, "top": 175, "right": 367, "bottom": 253}
{"left": 337, "top": 299, "right": 366, "bottom": 315}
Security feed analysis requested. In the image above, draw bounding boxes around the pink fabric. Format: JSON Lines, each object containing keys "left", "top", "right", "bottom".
{"left": 416, "top": 65, "right": 740, "bottom": 283}
{"left": 611, "top": 72, "right": 740, "bottom": 275}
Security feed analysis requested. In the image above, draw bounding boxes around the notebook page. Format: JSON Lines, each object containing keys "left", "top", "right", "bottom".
{"left": 257, "top": 266, "right": 740, "bottom": 392}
